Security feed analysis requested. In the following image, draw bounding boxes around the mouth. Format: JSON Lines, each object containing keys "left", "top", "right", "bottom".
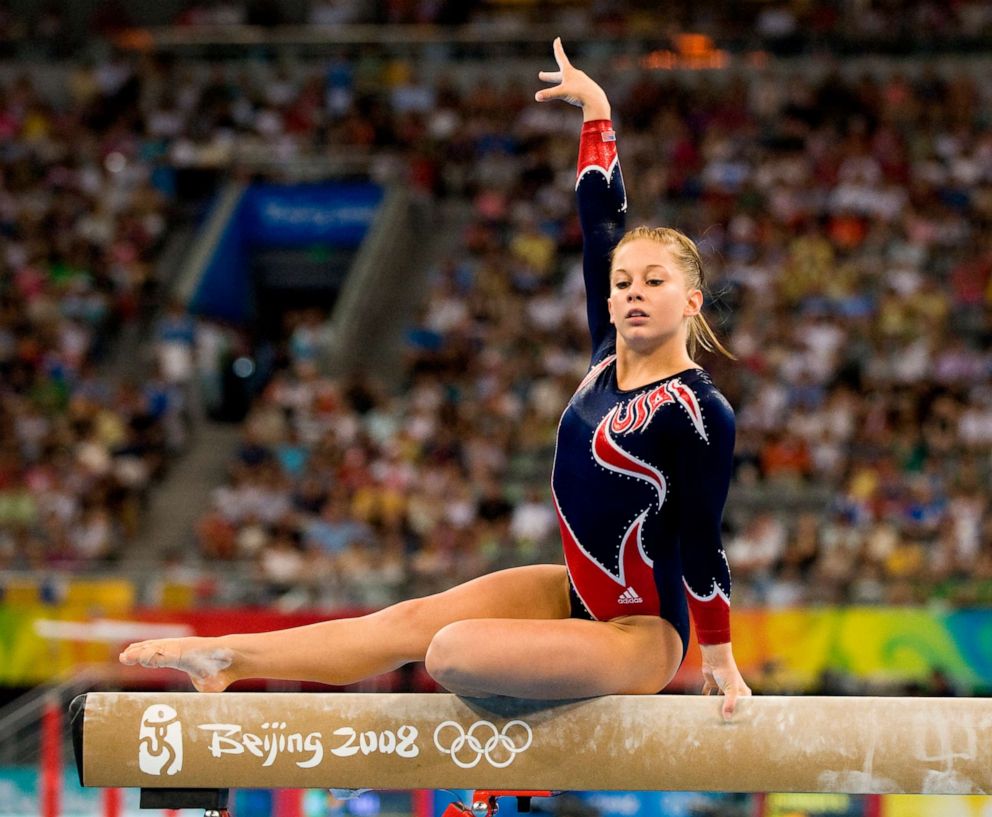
{"left": 626, "top": 309, "right": 649, "bottom": 319}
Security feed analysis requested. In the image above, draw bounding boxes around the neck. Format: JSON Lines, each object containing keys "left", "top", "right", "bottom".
{"left": 614, "top": 336, "right": 699, "bottom": 390}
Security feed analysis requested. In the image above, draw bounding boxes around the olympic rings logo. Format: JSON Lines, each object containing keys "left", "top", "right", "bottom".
{"left": 432, "top": 720, "right": 533, "bottom": 769}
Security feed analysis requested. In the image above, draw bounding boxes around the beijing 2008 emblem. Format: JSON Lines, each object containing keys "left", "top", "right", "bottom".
{"left": 138, "top": 705, "right": 184, "bottom": 776}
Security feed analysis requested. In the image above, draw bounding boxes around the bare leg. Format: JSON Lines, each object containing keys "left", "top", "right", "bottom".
{"left": 119, "top": 565, "right": 570, "bottom": 691}
{"left": 424, "top": 614, "right": 683, "bottom": 699}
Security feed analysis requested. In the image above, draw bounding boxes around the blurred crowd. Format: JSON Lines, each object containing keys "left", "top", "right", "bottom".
{"left": 168, "top": 0, "right": 992, "bottom": 42}
{"left": 178, "top": 50, "right": 991, "bottom": 608}
{"left": 1, "top": 8, "right": 991, "bottom": 610}
{"left": 0, "top": 64, "right": 176, "bottom": 569}
{"left": 0, "top": 61, "right": 247, "bottom": 571}
{"left": 6, "top": 1, "right": 992, "bottom": 55}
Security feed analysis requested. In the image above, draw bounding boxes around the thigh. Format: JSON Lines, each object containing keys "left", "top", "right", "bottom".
{"left": 425, "top": 564, "right": 571, "bottom": 620}
{"left": 380, "top": 565, "right": 572, "bottom": 659}
{"left": 426, "top": 614, "right": 683, "bottom": 699}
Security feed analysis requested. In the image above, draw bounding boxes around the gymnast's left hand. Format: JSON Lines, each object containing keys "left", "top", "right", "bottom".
{"left": 699, "top": 643, "right": 751, "bottom": 721}
{"left": 535, "top": 37, "right": 610, "bottom": 120}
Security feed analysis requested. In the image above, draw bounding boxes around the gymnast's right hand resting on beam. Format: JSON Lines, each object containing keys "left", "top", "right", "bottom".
{"left": 700, "top": 642, "right": 751, "bottom": 720}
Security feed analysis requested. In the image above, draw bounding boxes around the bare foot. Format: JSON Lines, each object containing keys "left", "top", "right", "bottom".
{"left": 119, "top": 637, "right": 237, "bottom": 692}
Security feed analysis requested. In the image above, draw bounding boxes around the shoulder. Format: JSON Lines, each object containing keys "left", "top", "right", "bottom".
{"left": 698, "top": 374, "right": 735, "bottom": 426}
{"left": 671, "top": 370, "right": 735, "bottom": 447}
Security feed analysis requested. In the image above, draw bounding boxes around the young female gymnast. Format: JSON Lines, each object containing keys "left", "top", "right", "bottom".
{"left": 121, "top": 39, "right": 751, "bottom": 717}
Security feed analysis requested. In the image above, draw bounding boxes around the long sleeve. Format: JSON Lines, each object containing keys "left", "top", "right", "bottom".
{"left": 576, "top": 119, "right": 627, "bottom": 356}
{"left": 676, "top": 388, "right": 735, "bottom": 644}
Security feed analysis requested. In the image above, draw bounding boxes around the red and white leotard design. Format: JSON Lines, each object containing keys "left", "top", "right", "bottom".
{"left": 551, "top": 119, "right": 733, "bottom": 648}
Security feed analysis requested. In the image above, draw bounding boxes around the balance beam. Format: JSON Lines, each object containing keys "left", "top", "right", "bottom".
{"left": 70, "top": 692, "right": 992, "bottom": 794}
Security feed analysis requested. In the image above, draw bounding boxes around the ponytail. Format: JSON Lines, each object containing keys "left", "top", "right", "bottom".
{"left": 688, "top": 313, "right": 736, "bottom": 360}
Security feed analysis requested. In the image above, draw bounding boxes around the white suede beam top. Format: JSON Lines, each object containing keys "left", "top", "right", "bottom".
{"left": 71, "top": 692, "right": 992, "bottom": 794}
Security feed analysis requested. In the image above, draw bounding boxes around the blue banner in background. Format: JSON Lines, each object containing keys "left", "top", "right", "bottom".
{"left": 191, "top": 182, "right": 383, "bottom": 323}
{"left": 191, "top": 192, "right": 250, "bottom": 323}
{"left": 243, "top": 183, "right": 383, "bottom": 248}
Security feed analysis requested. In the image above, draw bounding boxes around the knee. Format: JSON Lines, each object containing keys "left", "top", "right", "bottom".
{"left": 371, "top": 597, "right": 438, "bottom": 661}
{"left": 424, "top": 622, "right": 476, "bottom": 692}
{"left": 381, "top": 597, "right": 424, "bottom": 631}
{"left": 611, "top": 618, "right": 682, "bottom": 694}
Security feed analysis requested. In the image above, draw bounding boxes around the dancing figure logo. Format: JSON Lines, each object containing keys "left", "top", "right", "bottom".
{"left": 138, "top": 704, "right": 183, "bottom": 776}
{"left": 433, "top": 720, "right": 533, "bottom": 769}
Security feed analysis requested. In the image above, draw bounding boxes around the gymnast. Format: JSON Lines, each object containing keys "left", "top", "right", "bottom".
{"left": 120, "top": 39, "right": 751, "bottom": 717}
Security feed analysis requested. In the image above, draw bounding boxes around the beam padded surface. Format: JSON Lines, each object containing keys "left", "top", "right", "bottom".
{"left": 74, "top": 692, "right": 992, "bottom": 794}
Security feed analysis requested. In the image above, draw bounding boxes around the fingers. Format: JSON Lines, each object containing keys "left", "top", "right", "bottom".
{"left": 700, "top": 669, "right": 716, "bottom": 696}
{"left": 536, "top": 37, "right": 601, "bottom": 110}
{"left": 535, "top": 41, "right": 566, "bottom": 103}
{"left": 721, "top": 688, "right": 739, "bottom": 720}
{"left": 721, "top": 684, "right": 752, "bottom": 721}
{"left": 539, "top": 37, "right": 571, "bottom": 82}
{"left": 553, "top": 36, "right": 571, "bottom": 71}
{"left": 535, "top": 70, "right": 562, "bottom": 102}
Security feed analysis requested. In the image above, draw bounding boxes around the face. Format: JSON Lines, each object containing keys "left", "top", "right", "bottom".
{"left": 607, "top": 238, "right": 703, "bottom": 351}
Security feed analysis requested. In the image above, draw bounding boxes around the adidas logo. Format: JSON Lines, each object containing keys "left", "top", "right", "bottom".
{"left": 618, "top": 587, "right": 642, "bottom": 604}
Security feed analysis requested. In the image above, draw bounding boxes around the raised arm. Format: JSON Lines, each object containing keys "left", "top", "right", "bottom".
{"left": 536, "top": 38, "right": 627, "bottom": 357}
{"left": 676, "top": 390, "right": 751, "bottom": 718}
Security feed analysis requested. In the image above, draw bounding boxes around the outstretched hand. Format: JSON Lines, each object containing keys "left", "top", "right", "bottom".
{"left": 535, "top": 37, "right": 610, "bottom": 120}
{"left": 700, "top": 644, "right": 752, "bottom": 721}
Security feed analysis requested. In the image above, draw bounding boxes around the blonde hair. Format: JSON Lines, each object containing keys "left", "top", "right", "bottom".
{"left": 611, "top": 225, "right": 736, "bottom": 360}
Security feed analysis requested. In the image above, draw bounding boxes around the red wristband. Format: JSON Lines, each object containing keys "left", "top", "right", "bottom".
{"left": 684, "top": 583, "right": 731, "bottom": 645}
{"left": 577, "top": 119, "right": 618, "bottom": 180}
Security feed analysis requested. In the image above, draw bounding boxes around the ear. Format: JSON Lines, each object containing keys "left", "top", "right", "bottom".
{"left": 684, "top": 288, "right": 703, "bottom": 318}
{"left": 607, "top": 296, "right": 615, "bottom": 325}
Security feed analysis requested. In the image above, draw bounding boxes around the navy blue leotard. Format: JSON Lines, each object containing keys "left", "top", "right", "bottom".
{"left": 551, "top": 120, "right": 734, "bottom": 654}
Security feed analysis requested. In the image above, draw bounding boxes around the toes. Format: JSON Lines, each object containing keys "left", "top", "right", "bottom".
{"left": 119, "top": 646, "right": 144, "bottom": 666}
{"left": 120, "top": 641, "right": 154, "bottom": 665}
{"left": 117, "top": 639, "right": 232, "bottom": 692}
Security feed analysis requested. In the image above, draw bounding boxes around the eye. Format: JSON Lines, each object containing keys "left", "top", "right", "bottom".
{"left": 613, "top": 280, "right": 630, "bottom": 289}
{"left": 647, "top": 278, "right": 664, "bottom": 286}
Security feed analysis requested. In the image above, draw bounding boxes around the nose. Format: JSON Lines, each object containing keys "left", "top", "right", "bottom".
{"left": 626, "top": 284, "right": 643, "bottom": 300}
